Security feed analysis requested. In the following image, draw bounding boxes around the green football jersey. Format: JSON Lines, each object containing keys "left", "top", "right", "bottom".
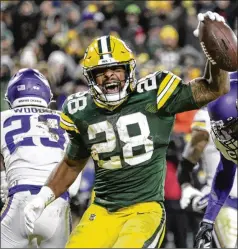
{"left": 60, "top": 71, "right": 198, "bottom": 211}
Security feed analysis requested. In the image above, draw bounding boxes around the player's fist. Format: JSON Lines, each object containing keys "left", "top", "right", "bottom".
{"left": 24, "top": 186, "right": 55, "bottom": 233}
{"left": 193, "top": 11, "right": 225, "bottom": 37}
{"left": 24, "top": 197, "right": 45, "bottom": 234}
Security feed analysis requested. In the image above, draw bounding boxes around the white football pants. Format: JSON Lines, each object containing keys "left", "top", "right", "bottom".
{"left": 1, "top": 189, "right": 71, "bottom": 248}
{"left": 213, "top": 200, "right": 237, "bottom": 248}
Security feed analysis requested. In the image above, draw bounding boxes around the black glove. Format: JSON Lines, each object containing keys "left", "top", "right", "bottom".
{"left": 177, "top": 157, "right": 196, "bottom": 186}
{"left": 194, "top": 221, "right": 213, "bottom": 248}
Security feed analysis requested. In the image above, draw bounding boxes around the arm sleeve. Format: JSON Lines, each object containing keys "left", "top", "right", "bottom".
{"left": 60, "top": 100, "right": 90, "bottom": 160}
{"left": 203, "top": 153, "right": 237, "bottom": 223}
{"left": 156, "top": 71, "right": 199, "bottom": 115}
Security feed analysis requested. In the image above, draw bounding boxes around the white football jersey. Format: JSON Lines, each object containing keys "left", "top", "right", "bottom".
{"left": 1, "top": 106, "right": 69, "bottom": 187}
{"left": 191, "top": 107, "right": 237, "bottom": 198}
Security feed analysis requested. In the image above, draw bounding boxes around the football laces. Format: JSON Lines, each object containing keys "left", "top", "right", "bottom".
{"left": 200, "top": 42, "right": 217, "bottom": 65}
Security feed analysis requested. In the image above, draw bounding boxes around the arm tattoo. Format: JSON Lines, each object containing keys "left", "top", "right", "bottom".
{"left": 190, "top": 78, "right": 219, "bottom": 108}
{"left": 190, "top": 61, "right": 229, "bottom": 107}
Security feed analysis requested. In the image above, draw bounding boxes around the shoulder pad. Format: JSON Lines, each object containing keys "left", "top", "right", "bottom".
{"left": 60, "top": 92, "right": 89, "bottom": 134}
{"left": 136, "top": 72, "right": 158, "bottom": 93}
{"left": 62, "top": 91, "right": 89, "bottom": 115}
{"left": 66, "top": 91, "right": 88, "bottom": 101}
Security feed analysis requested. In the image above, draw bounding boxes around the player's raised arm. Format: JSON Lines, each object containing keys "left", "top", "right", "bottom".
{"left": 188, "top": 11, "right": 236, "bottom": 107}
{"left": 189, "top": 60, "right": 229, "bottom": 108}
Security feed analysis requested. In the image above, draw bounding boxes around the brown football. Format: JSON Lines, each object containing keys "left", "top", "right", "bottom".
{"left": 199, "top": 17, "right": 237, "bottom": 72}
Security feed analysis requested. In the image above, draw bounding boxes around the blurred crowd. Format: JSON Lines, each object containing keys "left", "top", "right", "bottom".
{"left": 1, "top": 0, "right": 237, "bottom": 111}
{"left": 1, "top": 0, "right": 237, "bottom": 247}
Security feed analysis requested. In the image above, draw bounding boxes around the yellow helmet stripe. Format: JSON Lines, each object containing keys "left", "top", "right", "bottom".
{"left": 98, "top": 36, "right": 112, "bottom": 59}
{"left": 93, "top": 98, "right": 122, "bottom": 111}
{"left": 94, "top": 99, "right": 107, "bottom": 109}
{"left": 157, "top": 77, "right": 181, "bottom": 110}
{"left": 97, "top": 38, "right": 103, "bottom": 59}
{"left": 106, "top": 36, "right": 111, "bottom": 53}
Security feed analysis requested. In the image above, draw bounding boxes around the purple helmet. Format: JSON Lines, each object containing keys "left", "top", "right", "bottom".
{"left": 207, "top": 72, "right": 238, "bottom": 152}
{"left": 5, "top": 68, "right": 53, "bottom": 108}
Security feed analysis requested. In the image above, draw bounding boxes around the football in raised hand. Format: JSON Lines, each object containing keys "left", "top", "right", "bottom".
{"left": 199, "top": 16, "right": 237, "bottom": 72}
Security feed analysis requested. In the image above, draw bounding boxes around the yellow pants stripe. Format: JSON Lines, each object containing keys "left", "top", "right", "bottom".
{"left": 143, "top": 203, "right": 166, "bottom": 248}
{"left": 157, "top": 225, "right": 166, "bottom": 248}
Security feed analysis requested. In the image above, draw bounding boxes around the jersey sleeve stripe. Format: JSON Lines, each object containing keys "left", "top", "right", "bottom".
{"left": 60, "top": 113, "right": 74, "bottom": 124}
{"left": 157, "top": 72, "right": 173, "bottom": 95}
{"left": 157, "top": 77, "right": 181, "bottom": 110}
{"left": 60, "top": 121, "right": 79, "bottom": 133}
{"left": 60, "top": 118, "right": 75, "bottom": 127}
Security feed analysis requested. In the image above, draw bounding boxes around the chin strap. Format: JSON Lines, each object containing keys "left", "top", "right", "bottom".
{"left": 93, "top": 96, "right": 128, "bottom": 111}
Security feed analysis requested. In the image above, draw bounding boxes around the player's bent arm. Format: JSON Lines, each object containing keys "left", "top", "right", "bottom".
{"left": 184, "top": 129, "right": 209, "bottom": 164}
{"left": 177, "top": 129, "right": 209, "bottom": 186}
{"left": 189, "top": 60, "right": 229, "bottom": 108}
{"left": 45, "top": 155, "right": 89, "bottom": 199}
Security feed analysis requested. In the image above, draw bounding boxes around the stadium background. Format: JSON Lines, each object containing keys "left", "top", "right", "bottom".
{"left": 1, "top": 0, "right": 237, "bottom": 247}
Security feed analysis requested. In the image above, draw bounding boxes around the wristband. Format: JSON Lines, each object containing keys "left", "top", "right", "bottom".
{"left": 38, "top": 186, "right": 56, "bottom": 206}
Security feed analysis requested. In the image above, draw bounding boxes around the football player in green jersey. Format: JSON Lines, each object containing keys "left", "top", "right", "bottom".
{"left": 24, "top": 12, "right": 230, "bottom": 248}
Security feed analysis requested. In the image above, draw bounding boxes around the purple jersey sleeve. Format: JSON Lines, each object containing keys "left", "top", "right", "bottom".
{"left": 203, "top": 153, "right": 237, "bottom": 223}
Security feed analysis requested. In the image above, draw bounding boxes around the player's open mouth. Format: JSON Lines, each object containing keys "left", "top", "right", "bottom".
{"left": 104, "top": 82, "right": 120, "bottom": 94}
